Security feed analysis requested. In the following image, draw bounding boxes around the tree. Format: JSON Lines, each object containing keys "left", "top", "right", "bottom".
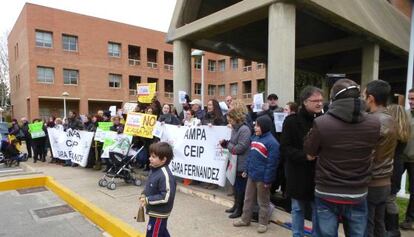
{"left": 0, "top": 31, "right": 10, "bottom": 108}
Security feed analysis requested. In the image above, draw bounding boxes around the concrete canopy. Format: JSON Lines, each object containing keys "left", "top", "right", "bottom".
{"left": 167, "top": 0, "right": 411, "bottom": 99}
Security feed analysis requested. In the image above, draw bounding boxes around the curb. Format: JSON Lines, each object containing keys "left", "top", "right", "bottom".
{"left": 0, "top": 176, "right": 144, "bottom": 237}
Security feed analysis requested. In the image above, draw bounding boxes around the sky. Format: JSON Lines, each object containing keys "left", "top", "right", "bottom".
{"left": 0, "top": 0, "right": 177, "bottom": 36}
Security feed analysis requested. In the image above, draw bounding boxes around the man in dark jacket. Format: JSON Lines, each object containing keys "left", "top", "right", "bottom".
{"left": 20, "top": 117, "right": 32, "bottom": 158}
{"left": 304, "top": 79, "right": 381, "bottom": 236}
{"left": 363, "top": 80, "right": 397, "bottom": 237}
{"left": 66, "top": 111, "right": 84, "bottom": 131}
{"left": 280, "top": 86, "right": 323, "bottom": 237}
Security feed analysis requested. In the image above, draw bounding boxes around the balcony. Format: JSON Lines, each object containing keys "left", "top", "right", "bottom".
{"left": 128, "top": 59, "right": 141, "bottom": 66}
{"left": 243, "top": 66, "right": 252, "bottom": 72}
{"left": 164, "top": 64, "right": 174, "bottom": 71}
{"left": 257, "top": 63, "right": 265, "bottom": 70}
{"left": 242, "top": 93, "right": 252, "bottom": 99}
{"left": 147, "top": 62, "right": 158, "bottom": 69}
{"left": 129, "top": 89, "right": 137, "bottom": 96}
{"left": 164, "top": 92, "right": 174, "bottom": 98}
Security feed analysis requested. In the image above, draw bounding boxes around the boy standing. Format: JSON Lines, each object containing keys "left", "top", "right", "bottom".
{"left": 139, "top": 142, "right": 176, "bottom": 237}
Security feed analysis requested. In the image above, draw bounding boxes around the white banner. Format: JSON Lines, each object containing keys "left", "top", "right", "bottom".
{"left": 47, "top": 128, "right": 94, "bottom": 167}
{"left": 161, "top": 124, "right": 231, "bottom": 186}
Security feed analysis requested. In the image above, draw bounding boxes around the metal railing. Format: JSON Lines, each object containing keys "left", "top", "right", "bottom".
{"left": 147, "top": 62, "right": 158, "bottom": 69}
{"left": 242, "top": 93, "right": 252, "bottom": 99}
{"left": 256, "top": 63, "right": 265, "bottom": 70}
{"left": 129, "top": 89, "right": 137, "bottom": 95}
{"left": 164, "top": 64, "right": 174, "bottom": 71}
{"left": 243, "top": 66, "right": 252, "bottom": 72}
{"left": 164, "top": 92, "right": 174, "bottom": 98}
{"left": 128, "top": 59, "right": 141, "bottom": 66}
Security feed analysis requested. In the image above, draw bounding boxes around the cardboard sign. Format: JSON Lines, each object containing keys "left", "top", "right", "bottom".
{"left": 123, "top": 102, "right": 137, "bottom": 113}
{"left": 124, "top": 112, "right": 157, "bottom": 138}
{"left": 28, "top": 122, "right": 45, "bottom": 138}
{"left": 137, "top": 83, "right": 156, "bottom": 103}
{"left": 98, "top": 122, "right": 113, "bottom": 131}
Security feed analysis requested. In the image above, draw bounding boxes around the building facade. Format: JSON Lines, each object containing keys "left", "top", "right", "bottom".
{"left": 8, "top": 3, "right": 266, "bottom": 120}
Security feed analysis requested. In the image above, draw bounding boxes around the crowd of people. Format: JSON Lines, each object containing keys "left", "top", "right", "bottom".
{"left": 3, "top": 78, "right": 414, "bottom": 236}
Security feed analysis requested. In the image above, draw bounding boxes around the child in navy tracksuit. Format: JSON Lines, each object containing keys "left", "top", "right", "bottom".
{"left": 139, "top": 142, "right": 176, "bottom": 237}
{"left": 233, "top": 115, "right": 279, "bottom": 234}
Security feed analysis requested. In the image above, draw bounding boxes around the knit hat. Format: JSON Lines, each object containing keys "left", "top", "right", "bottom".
{"left": 255, "top": 116, "right": 272, "bottom": 134}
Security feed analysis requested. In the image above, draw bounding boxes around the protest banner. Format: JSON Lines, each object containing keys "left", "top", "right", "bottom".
{"left": 47, "top": 128, "right": 94, "bottom": 167}
{"left": 101, "top": 133, "right": 133, "bottom": 158}
{"left": 274, "top": 112, "right": 288, "bottom": 132}
{"left": 225, "top": 152, "right": 237, "bottom": 186}
{"left": 123, "top": 102, "right": 137, "bottom": 113}
{"left": 124, "top": 112, "right": 157, "bottom": 138}
{"left": 137, "top": 83, "right": 156, "bottom": 103}
{"left": 29, "top": 122, "right": 46, "bottom": 138}
{"left": 178, "top": 91, "right": 187, "bottom": 104}
{"left": 161, "top": 124, "right": 231, "bottom": 186}
{"left": 253, "top": 93, "right": 264, "bottom": 112}
{"left": 0, "top": 122, "right": 9, "bottom": 134}
{"left": 98, "top": 122, "right": 113, "bottom": 131}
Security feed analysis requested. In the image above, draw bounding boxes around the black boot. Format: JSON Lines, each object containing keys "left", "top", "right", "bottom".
{"left": 229, "top": 192, "right": 244, "bottom": 219}
{"left": 225, "top": 197, "right": 237, "bottom": 213}
{"left": 385, "top": 213, "right": 401, "bottom": 237}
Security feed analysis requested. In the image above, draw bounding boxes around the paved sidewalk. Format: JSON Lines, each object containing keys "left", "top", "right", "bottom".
{"left": 13, "top": 161, "right": 292, "bottom": 237}
{"left": 0, "top": 187, "right": 103, "bottom": 237}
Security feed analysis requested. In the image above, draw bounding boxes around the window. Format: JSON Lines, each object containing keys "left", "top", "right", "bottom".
{"left": 37, "top": 66, "right": 54, "bottom": 83}
{"left": 109, "top": 74, "right": 121, "bottom": 88}
{"left": 195, "top": 83, "right": 201, "bottom": 95}
{"left": 14, "top": 43, "right": 19, "bottom": 60}
{"left": 230, "top": 57, "right": 238, "bottom": 70}
{"left": 218, "top": 85, "right": 225, "bottom": 96}
{"left": 63, "top": 69, "right": 79, "bottom": 85}
{"left": 35, "top": 30, "right": 53, "bottom": 48}
{"left": 62, "top": 34, "right": 78, "bottom": 51}
{"left": 218, "top": 60, "right": 226, "bottom": 72}
{"left": 208, "top": 60, "right": 216, "bottom": 72}
{"left": 194, "top": 57, "right": 201, "bottom": 70}
{"left": 257, "top": 79, "right": 266, "bottom": 93}
{"left": 230, "top": 83, "right": 238, "bottom": 96}
{"left": 243, "top": 60, "right": 252, "bottom": 72}
{"left": 208, "top": 85, "right": 216, "bottom": 96}
{"left": 108, "top": 42, "right": 121, "bottom": 57}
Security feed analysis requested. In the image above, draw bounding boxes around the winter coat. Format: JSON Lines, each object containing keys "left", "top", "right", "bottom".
{"left": 144, "top": 165, "right": 176, "bottom": 218}
{"left": 201, "top": 112, "right": 226, "bottom": 126}
{"left": 280, "top": 108, "right": 320, "bottom": 201}
{"left": 158, "top": 114, "right": 180, "bottom": 125}
{"left": 245, "top": 131, "right": 279, "bottom": 184}
{"left": 304, "top": 98, "right": 380, "bottom": 202}
{"left": 228, "top": 123, "right": 251, "bottom": 172}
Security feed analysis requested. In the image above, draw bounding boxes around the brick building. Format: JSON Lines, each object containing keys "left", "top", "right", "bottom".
{"left": 8, "top": 3, "right": 265, "bottom": 120}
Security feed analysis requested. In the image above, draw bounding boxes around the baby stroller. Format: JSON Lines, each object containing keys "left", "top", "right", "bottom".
{"left": 98, "top": 138, "right": 144, "bottom": 190}
{"left": 0, "top": 137, "right": 27, "bottom": 167}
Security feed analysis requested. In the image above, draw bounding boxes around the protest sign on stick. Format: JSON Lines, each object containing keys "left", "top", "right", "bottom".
{"left": 29, "top": 122, "right": 46, "bottom": 138}
{"left": 124, "top": 112, "right": 157, "bottom": 138}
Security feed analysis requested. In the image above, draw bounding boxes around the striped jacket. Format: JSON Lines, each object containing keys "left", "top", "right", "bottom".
{"left": 144, "top": 165, "right": 176, "bottom": 218}
{"left": 245, "top": 131, "right": 280, "bottom": 184}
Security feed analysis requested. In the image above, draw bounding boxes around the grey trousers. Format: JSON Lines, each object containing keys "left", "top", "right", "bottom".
{"left": 241, "top": 178, "right": 270, "bottom": 225}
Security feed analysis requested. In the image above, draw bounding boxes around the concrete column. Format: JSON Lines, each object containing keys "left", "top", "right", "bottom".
{"left": 361, "top": 44, "right": 380, "bottom": 89}
{"left": 173, "top": 40, "right": 192, "bottom": 111}
{"left": 267, "top": 2, "right": 296, "bottom": 105}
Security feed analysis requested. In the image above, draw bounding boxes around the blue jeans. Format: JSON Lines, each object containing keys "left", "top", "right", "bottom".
{"left": 314, "top": 196, "right": 367, "bottom": 237}
{"left": 291, "top": 199, "right": 314, "bottom": 237}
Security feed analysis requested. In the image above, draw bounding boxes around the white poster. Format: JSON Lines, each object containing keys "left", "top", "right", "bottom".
{"left": 178, "top": 91, "right": 187, "bottom": 104}
{"left": 123, "top": 102, "right": 137, "bottom": 113}
{"left": 101, "top": 133, "right": 133, "bottom": 158}
{"left": 161, "top": 124, "right": 231, "bottom": 186}
{"left": 225, "top": 152, "right": 237, "bottom": 186}
{"left": 253, "top": 93, "right": 264, "bottom": 112}
{"left": 47, "top": 128, "right": 94, "bottom": 167}
{"left": 109, "top": 106, "right": 116, "bottom": 117}
{"left": 152, "top": 121, "right": 164, "bottom": 138}
{"left": 274, "top": 112, "right": 289, "bottom": 132}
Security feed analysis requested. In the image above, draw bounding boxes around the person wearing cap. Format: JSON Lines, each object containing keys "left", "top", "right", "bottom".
{"left": 304, "top": 79, "right": 381, "bottom": 236}
{"left": 189, "top": 99, "right": 205, "bottom": 120}
{"left": 280, "top": 86, "right": 323, "bottom": 237}
{"left": 233, "top": 115, "right": 279, "bottom": 233}
{"left": 253, "top": 93, "right": 282, "bottom": 139}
